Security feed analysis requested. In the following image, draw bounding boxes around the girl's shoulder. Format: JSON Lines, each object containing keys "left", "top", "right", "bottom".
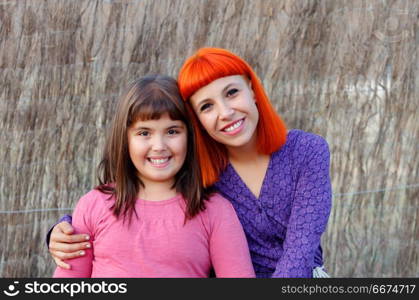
{"left": 76, "top": 188, "right": 115, "bottom": 211}
{"left": 199, "top": 193, "right": 240, "bottom": 229}
{"left": 203, "top": 193, "right": 235, "bottom": 215}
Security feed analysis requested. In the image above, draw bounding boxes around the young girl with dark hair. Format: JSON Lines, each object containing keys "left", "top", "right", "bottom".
{"left": 52, "top": 74, "right": 255, "bottom": 278}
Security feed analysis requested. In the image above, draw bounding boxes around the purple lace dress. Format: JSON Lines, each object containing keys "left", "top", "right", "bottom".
{"left": 214, "top": 129, "right": 332, "bottom": 278}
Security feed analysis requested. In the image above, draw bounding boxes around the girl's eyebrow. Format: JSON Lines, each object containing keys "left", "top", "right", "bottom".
{"left": 131, "top": 124, "right": 185, "bottom": 131}
{"left": 167, "top": 124, "right": 185, "bottom": 129}
{"left": 131, "top": 126, "right": 151, "bottom": 131}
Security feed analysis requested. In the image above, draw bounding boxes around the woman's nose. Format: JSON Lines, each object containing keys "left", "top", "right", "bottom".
{"left": 218, "top": 101, "right": 234, "bottom": 120}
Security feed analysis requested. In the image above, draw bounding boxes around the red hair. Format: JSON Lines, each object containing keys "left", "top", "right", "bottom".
{"left": 178, "top": 47, "right": 287, "bottom": 187}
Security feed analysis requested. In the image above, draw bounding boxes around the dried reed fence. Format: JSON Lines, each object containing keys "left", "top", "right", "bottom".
{"left": 0, "top": 0, "right": 418, "bottom": 277}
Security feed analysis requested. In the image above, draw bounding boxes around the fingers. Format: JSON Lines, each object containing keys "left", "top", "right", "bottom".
{"left": 51, "top": 231, "right": 90, "bottom": 245}
{"left": 56, "top": 221, "right": 75, "bottom": 235}
{"left": 50, "top": 248, "right": 87, "bottom": 261}
{"left": 50, "top": 248, "right": 89, "bottom": 269}
{"left": 50, "top": 239, "right": 90, "bottom": 253}
{"left": 52, "top": 256, "right": 71, "bottom": 270}
{"left": 50, "top": 221, "right": 90, "bottom": 245}
{"left": 49, "top": 220, "right": 90, "bottom": 257}
{"left": 48, "top": 221, "right": 91, "bottom": 269}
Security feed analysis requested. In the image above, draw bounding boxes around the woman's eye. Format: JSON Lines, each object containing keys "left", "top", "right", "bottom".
{"left": 200, "top": 103, "right": 212, "bottom": 112}
{"left": 226, "top": 88, "right": 238, "bottom": 97}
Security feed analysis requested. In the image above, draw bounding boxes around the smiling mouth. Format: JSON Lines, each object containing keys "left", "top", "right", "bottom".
{"left": 147, "top": 157, "right": 171, "bottom": 167}
{"left": 222, "top": 119, "right": 244, "bottom": 132}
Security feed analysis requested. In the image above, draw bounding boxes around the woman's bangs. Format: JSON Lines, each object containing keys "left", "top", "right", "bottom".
{"left": 180, "top": 56, "right": 247, "bottom": 101}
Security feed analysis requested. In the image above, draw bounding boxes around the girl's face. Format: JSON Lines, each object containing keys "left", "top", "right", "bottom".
{"left": 189, "top": 75, "right": 259, "bottom": 150}
{"left": 127, "top": 113, "right": 187, "bottom": 187}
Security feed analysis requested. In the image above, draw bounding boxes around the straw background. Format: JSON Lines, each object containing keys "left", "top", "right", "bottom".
{"left": 0, "top": 0, "right": 418, "bottom": 277}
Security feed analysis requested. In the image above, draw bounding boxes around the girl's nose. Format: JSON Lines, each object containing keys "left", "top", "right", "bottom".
{"left": 151, "top": 135, "right": 166, "bottom": 151}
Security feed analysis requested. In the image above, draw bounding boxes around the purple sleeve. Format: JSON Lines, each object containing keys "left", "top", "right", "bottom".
{"left": 272, "top": 135, "right": 332, "bottom": 277}
{"left": 45, "top": 215, "right": 73, "bottom": 248}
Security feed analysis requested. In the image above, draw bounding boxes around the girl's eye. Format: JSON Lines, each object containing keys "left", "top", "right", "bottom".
{"left": 200, "top": 103, "right": 212, "bottom": 112}
{"left": 167, "top": 129, "right": 179, "bottom": 135}
{"left": 226, "top": 88, "right": 238, "bottom": 97}
{"left": 138, "top": 131, "right": 149, "bottom": 137}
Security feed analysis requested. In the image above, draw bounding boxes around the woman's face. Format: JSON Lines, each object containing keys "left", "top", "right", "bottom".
{"left": 189, "top": 75, "right": 259, "bottom": 150}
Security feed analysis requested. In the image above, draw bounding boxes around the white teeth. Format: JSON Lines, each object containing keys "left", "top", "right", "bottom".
{"left": 224, "top": 120, "right": 243, "bottom": 132}
{"left": 149, "top": 158, "right": 169, "bottom": 164}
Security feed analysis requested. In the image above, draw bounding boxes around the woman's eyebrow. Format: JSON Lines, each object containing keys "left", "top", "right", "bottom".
{"left": 222, "top": 83, "right": 236, "bottom": 93}
{"left": 195, "top": 83, "right": 237, "bottom": 107}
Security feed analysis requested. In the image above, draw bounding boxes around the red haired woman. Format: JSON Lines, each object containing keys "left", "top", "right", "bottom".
{"left": 47, "top": 48, "right": 332, "bottom": 278}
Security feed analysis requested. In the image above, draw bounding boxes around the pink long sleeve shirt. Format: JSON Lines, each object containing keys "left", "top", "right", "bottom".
{"left": 53, "top": 189, "right": 255, "bottom": 278}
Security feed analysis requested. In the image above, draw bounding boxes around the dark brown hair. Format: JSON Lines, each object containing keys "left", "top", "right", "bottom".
{"left": 96, "top": 75, "right": 213, "bottom": 222}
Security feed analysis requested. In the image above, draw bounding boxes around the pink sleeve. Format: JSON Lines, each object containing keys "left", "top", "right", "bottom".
{"left": 207, "top": 194, "right": 255, "bottom": 278}
{"left": 53, "top": 191, "right": 96, "bottom": 278}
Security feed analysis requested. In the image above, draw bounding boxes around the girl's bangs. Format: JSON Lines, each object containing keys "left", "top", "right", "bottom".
{"left": 129, "top": 95, "right": 184, "bottom": 125}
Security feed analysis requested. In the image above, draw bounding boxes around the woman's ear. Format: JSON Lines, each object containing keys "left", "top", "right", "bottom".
{"left": 242, "top": 75, "right": 256, "bottom": 102}
{"left": 248, "top": 79, "right": 256, "bottom": 102}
